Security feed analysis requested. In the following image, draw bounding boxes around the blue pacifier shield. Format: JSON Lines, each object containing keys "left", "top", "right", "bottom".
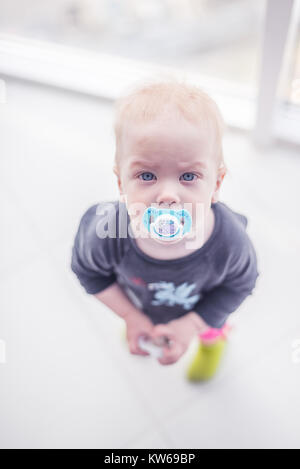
{"left": 142, "top": 207, "right": 192, "bottom": 242}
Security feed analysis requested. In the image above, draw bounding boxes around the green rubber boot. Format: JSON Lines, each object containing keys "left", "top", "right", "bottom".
{"left": 186, "top": 337, "right": 227, "bottom": 382}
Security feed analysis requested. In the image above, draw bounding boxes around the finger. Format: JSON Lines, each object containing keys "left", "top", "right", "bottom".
{"left": 137, "top": 348, "right": 150, "bottom": 356}
{"left": 158, "top": 353, "right": 179, "bottom": 365}
{"left": 152, "top": 336, "right": 171, "bottom": 347}
{"left": 158, "top": 343, "right": 182, "bottom": 365}
{"left": 152, "top": 326, "right": 174, "bottom": 344}
{"left": 152, "top": 324, "right": 171, "bottom": 337}
{"left": 129, "top": 341, "right": 149, "bottom": 356}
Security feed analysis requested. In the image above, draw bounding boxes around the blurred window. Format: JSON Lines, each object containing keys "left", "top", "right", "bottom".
{"left": 284, "top": 13, "right": 300, "bottom": 107}
{"left": 0, "top": 0, "right": 266, "bottom": 93}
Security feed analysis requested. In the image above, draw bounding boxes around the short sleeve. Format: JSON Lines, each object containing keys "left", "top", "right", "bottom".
{"left": 71, "top": 203, "right": 117, "bottom": 294}
{"left": 194, "top": 227, "right": 260, "bottom": 328}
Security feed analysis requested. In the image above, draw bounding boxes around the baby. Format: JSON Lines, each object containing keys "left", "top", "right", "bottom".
{"left": 71, "top": 79, "right": 259, "bottom": 381}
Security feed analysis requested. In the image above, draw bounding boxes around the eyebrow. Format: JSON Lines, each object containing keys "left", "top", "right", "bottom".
{"left": 129, "top": 160, "right": 207, "bottom": 170}
{"left": 129, "top": 160, "right": 159, "bottom": 170}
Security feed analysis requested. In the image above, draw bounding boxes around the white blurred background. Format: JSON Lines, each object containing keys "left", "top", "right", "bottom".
{"left": 0, "top": 0, "right": 300, "bottom": 449}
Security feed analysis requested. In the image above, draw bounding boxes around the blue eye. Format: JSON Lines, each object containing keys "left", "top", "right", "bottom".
{"left": 181, "top": 173, "right": 196, "bottom": 181}
{"left": 139, "top": 172, "right": 156, "bottom": 181}
{"left": 138, "top": 172, "right": 198, "bottom": 182}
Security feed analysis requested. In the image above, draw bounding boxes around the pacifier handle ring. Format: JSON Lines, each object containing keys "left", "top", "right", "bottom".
{"left": 178, "top": 209, "right": 192, "bottom": 235}
{"left": 142, "top": 207, "right": 156, "bottom": 231}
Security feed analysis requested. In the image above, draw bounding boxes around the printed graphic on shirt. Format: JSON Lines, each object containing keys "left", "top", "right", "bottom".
{"left": 148, "top": 281, "right": 201, "bottom": 310}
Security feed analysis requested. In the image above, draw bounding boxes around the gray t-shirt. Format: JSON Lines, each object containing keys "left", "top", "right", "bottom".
{"left": 71, "top": 200, "right": 259, "bottom": 329}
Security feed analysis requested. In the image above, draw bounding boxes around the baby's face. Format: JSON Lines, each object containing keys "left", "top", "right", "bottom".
{"left": 114, "top": 113, "right": 224, "bottom": 244}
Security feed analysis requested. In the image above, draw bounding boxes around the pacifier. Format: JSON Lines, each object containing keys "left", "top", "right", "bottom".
{"left": 142, "top": 206, "right": 192, "bottom": 242}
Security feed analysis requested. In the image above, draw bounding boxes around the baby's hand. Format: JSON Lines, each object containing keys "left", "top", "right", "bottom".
{"left": 152, "top": 315, "right": 199, "bottom": 365}
{"left": 124, "top": 309, "right": 155, "bottom": 356}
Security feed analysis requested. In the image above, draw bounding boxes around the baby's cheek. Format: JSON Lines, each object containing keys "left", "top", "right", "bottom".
{"left": 128, "top": 189, "right": 146, "bottom": 207}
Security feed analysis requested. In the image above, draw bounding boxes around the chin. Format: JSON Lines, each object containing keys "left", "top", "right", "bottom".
{"left": 153, "top": 237, "right": 184, "bottom": 245}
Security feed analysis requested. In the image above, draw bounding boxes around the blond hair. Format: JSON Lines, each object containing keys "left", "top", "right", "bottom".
{"left": 113, "top": 78, "right": 227, "bottom": 173}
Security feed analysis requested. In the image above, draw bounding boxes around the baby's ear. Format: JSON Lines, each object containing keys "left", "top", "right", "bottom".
{"left": 212, "top": 167, "right": 226, "bottom": 203}
{"left": 113, "top": 165, "right": 126, "bottom": 204}
{"left": 113, "top": 164, "right": 121, "bottom": 187}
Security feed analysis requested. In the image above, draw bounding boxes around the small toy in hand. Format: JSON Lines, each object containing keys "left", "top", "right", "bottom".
{"left": 138, "top": 335, "right": 172, "bottom": 359}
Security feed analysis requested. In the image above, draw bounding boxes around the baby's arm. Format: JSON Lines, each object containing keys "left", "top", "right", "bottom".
{"left": 94, "top": 283, "right": 156, "bottom": 355}
{"left": 94, "top": 281, "right": 141, "bottom": 321}
{"left": 95, "top": 284, "right": 210, "bottom": 363}
{"left": 183, "top": 311, "right": 211, "bottom": 335}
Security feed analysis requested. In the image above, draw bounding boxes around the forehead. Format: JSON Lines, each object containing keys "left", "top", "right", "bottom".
{"left": 121, "top": 116, "right": 214, "bottom": 164}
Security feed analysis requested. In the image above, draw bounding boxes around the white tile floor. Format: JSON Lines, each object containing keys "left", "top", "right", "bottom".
{"left": 0, "top": 78, "right": 300, "bottom": 449}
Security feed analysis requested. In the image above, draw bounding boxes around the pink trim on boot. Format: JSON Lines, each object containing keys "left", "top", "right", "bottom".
{"left": 199, "top": 323, "right": 232, "bottom": 341}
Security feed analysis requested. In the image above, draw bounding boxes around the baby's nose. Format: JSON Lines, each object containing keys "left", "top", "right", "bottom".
{"left": 157, "top": 203, "right": 182, "bottom": 214}
{"left": 157, "top": 196, "right": 180, "bottom": 207}
{"left": 159, "top": 202, "right": 175, "bottom": 208}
